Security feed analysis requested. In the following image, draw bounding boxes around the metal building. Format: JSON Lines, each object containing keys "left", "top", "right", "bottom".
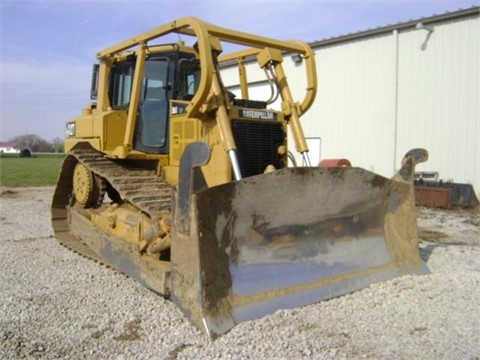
{"left": 221, "top": 6, "right": 480, "bottom": 197}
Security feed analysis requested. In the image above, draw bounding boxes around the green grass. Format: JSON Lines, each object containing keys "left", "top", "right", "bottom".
{"left": 0, "top": 153, "right": 65, "bottom": 186}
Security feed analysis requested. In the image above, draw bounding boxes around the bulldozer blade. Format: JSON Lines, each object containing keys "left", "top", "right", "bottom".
{"left": 171, "top": 150, "right": 428, "bottom": 338}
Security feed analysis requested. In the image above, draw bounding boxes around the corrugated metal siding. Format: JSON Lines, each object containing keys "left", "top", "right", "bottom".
{"left": 300, "top": 34, "right": 397, "bottom": 173}
{"left": 220, "top": 11, "right": 479, "bottom": 194}
{"left": 396, "top": 16, "right": 479, "bottom": 189}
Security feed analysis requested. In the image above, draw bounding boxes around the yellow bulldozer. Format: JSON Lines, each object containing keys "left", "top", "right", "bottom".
{"left": 52, "top": 17, "right": 428, "bottom": 338}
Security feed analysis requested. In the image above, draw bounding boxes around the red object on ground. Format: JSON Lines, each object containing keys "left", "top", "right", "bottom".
{"left": 319, "top": 159, "right": 352, "bottom": 167}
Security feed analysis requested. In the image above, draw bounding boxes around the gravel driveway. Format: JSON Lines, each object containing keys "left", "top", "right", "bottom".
{"left": 1, "top": 186, "right": 479, "bottom": 359}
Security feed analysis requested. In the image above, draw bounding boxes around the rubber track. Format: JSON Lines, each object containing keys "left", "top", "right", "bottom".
{"left": 52, "top": 148, "right": 173, "bottom": 264}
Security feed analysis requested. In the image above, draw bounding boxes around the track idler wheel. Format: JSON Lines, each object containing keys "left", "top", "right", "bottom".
{"left": 72, "top": 163, "right": 105, "bottom": 208}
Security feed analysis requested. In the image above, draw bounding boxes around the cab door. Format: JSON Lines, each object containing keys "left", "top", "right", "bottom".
{"left": 134, "top": 56, "right": 170, "bottom": 154}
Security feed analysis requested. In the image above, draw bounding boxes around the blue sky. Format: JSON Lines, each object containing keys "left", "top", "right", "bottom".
{"left": 0, "top": 0, "right": 477, "bottom": 141}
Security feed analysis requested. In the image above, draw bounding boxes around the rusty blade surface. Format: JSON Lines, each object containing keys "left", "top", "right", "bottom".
{"left": 176, "top": 166, "right": 428, "bottom": 337}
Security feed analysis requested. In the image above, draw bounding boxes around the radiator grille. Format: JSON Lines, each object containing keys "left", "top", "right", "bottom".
{"left": 232, "top": 120, "right": 286, "bottom": 178}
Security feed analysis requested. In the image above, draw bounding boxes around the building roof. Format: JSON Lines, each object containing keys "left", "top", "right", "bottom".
{"left": 218, "top": 6, "right": 479, "bottom": 69}
{"left": 309, "top": 6, "right": 479, "bottom": 49}
{"left": 0, "top": 142, "right": 19, "bottom": 148}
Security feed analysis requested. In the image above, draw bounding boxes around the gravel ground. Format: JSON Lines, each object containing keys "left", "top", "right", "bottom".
{"left": 1, "top": 186, "right": 479, "bottom": 359}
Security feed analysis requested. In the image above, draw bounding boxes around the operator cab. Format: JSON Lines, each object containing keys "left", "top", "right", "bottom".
{"left": 92, "top": 49, "right": 200, "bottom": 154}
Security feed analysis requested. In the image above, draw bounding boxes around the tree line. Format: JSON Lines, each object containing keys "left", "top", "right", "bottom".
{"left": 9, "top": 134, "right": 64, "bottom": 153}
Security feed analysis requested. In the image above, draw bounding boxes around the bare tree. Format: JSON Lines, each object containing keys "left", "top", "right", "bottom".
{"left": 51, "top": 137, "right": 64, "bottom": 153}
{"left": 10, "top": 134, "right": 52, "bottom": 153}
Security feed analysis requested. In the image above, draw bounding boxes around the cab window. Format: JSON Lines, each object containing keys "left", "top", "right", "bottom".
{"left": 176, "top": 57, "right": 200, "bottom": 99}
{"left": 110, "top": 59, "right": 135, "bottom": 109}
